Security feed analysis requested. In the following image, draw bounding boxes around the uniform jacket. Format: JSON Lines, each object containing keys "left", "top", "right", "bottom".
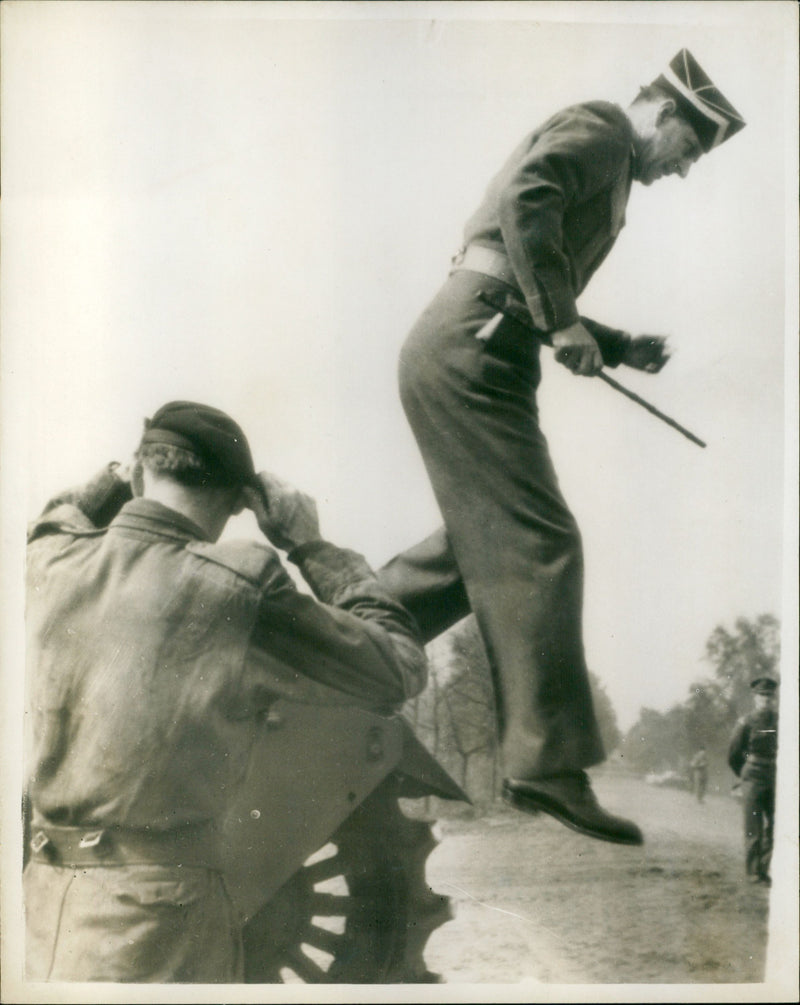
{"left": 728, "top": 708, "right": 778, "bottom": 783}
{"left": 26, "top": 465, "right": 426, "bottom": 832}
{"left": 463, "top": 101, "right": 635, "bottom": 338}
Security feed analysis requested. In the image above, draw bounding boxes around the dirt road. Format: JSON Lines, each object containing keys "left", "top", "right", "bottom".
{"left": 421, "top": 770, "right": 774, "bottom": 986}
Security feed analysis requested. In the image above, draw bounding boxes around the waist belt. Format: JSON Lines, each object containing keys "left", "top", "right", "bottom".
{"left": 746, "top": 755, "right": 776, "bottom": 767}
{"left": 451, "top": 244, "right": 547, "bottom": 328}
{"left": 451, "top": 244, "right": 521, "bottom": 289}
{"left": 29, "top": 822, "right": 222, "bottom": 870}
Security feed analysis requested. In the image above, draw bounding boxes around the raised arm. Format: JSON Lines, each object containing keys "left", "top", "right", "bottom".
{"left": 28, "top": 463, "right": 133, "bottom": 540}
{"left": 243, "top": 473, "right": 428, "bottom": 709}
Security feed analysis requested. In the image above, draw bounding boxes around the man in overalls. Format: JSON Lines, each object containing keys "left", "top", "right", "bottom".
{"left": 25, "top": 401, "right": 427, "bottom": 981}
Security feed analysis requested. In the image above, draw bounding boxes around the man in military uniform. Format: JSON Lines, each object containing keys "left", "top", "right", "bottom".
{"left": 380, "top": 50, "right": 745, "bottom": 846}
{"left": 24, "top": 401, "right": 427, "bottom": 982}
{"left": 728, "top": 677, "right": 779, "bottom": 885}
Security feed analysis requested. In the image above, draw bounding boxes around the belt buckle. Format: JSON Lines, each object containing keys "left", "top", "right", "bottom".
{"left": 30, "top": 830, "right": 50, "bottom": 855}
{"left": 79, "top": 830, "right": 108, "bottom": 854}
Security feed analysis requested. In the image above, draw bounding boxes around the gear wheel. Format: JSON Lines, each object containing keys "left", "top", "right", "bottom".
{"left": 241, "top": 777, "right": 452, "bottom": 983}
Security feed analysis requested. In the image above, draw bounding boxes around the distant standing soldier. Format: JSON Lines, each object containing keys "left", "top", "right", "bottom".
{"left": 689, "top": 746, "right": 709, "bottom": 803}
{"left": 727, "top": 677, "right": 779, "bottom": 885}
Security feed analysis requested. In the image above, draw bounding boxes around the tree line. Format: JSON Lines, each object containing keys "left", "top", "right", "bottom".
{"left": 404, "top": 613, "right": 780, "bottom": 805}
{"left": 620, "top": 613, "right": 780, "bottom": 793}
{"left": 404, "top": 615, "right": 622, "bottom": 806}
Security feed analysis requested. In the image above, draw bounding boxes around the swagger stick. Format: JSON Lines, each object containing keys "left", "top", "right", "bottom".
{"left": 477, "top": 289, "right": 707, "bottom": 449}
{"left": 592, "top": 372, "right": 706, "bottom": 448}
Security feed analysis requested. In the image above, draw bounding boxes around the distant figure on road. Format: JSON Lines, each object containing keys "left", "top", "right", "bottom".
{"left": 727, "top": 677, "right": 779, "bottom": 886}
{"left": 689, "top": 746, "right": 709, "bottom": 803}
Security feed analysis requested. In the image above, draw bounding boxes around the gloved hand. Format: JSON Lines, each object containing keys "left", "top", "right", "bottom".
{"left": 243, "top": 472, "right": 322, "bottom": 552}
{"left": 622, "top": 335, "right": 671, "bottom": 373}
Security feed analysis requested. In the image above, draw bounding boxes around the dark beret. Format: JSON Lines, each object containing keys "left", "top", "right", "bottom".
{"left": 140, "top": 401, "right": 257, "bottom": 488}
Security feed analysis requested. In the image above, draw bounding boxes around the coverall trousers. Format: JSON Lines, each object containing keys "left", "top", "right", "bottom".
{"left": 379, "top": 269, "right": 605, "bottom": 779}
{"left": 24, "top": 861, "right": 242, "bottom": 982}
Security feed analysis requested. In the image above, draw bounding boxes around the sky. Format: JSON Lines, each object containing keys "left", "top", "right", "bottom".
{"left": 1, "top": 2, "right": 798, "bottom": 1000}
{"left": 2, "top": 0, "right": 796, "bottom": 738}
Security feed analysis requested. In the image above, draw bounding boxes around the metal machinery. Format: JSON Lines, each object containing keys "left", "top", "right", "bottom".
{"left": 221, "top": 700, "right": 468, "bottom": 983}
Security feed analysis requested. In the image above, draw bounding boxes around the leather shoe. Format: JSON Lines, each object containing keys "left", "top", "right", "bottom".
{"left": 502, "top": 771, "right": 644, "bottom": 846}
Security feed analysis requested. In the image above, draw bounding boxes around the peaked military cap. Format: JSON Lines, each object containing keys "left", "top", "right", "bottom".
{"left": 140, "top": 400, "right": 257, "bottom": 487}
{"left": 653, "top": 48, "right": 746, "bottom": 153}
{"left": 750, "top": 677, "right": 778, "bottom": 695}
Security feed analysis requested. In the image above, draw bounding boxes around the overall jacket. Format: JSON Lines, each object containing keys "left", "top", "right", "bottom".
{"left": 26, "top": 465, "right": 426, "bottom": 832}
{"left": 24, "top": 465, "right": 427, "bottom": 981}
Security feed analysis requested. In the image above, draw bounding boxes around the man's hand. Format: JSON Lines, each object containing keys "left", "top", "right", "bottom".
{"left": 552, "top": 322, "right": 603, "bottom": 376}
{"left": 113, "top": 460, "right": 134, "bottom": 486}
{"left": 113, "top": 459, "right": 142, "bottom": 497}
{"left": 243, "top": 472, "right": 322, "bottom": 552}
{"left": 622, "top": 335, "right": 671, "bottom": 373}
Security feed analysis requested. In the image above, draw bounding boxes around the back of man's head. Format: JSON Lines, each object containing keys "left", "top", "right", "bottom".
{"left": 136, "top": 401, "right": 256, "bottom": 492}
{"left": 631, "top": 82, "right": 672, "bottom": 108}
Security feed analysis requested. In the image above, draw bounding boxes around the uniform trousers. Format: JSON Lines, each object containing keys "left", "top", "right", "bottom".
{"left": 24, "top": 861, "right": 242, "bottom": 982}
{"left": 379, "top": 269, "right": 605, "bottom": 779}
{"left": 741, "top": 777, "right": 775, "bottom": 879}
